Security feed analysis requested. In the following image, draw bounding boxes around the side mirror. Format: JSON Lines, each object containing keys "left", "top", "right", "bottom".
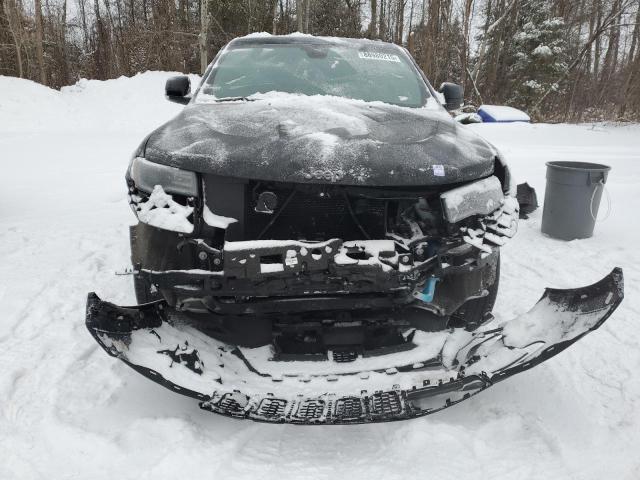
{"left": 165, "top": 76, "right": 191, "bottom": 105}
{"left": 439, "top": 82, "right": 463, "bottom": 111}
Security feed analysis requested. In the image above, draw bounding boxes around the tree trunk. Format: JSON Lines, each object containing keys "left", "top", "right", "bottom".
{"left": 34, "top": 0, "right": 46, "bottom": 84}
{"left": 129, "top": 0, "right": 135, "bottom": 25}
{"left": 59, "top": 0, "right": 69, "bottom": 85}
{"left": 3, "top": 0, "right": 24, "bottom": 77}
{"left": 297, "top": 0, "right": 303, "bottom": 31}
{"left": 199, "top": 0, "right": 208, "bottom": 73}
{"left": 272, "top": 0, "right": 278, "bottom": 34}
{"left": 395, "top": 0, "right": 405, "bottom": 44}
{"left": 379, "top": 0, "right": 385, "bottom": 39}
{"left": 102, "top": 0, "right": 119, "bottom": 72}
{"left": 461, "top": 0, "right": 473, "bottom": 93}
{"left": 78, "top": 0, "right": 89, "bottom": 49}
{"left": 369, "top": 0, "right": 377, "bottom": 38}
{"left": 619, "top": 0, "right": 640, "bottom": 116}
{"left": 304, "top": 0, "right": 310, "bottom": 33}
{"left": 594, "top": 0, "right": 602, "bottom": 78}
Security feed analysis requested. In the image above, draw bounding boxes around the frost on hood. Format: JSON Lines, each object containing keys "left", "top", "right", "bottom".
{"left": 134, "top": 185, "right": 194, "bottom": 234}
{"left": 144, "top": 89, "right": 497, "bottom": 187}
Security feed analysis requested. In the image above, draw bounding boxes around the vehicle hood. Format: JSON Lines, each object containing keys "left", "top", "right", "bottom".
{"left": 144, "top": 93, "right": 497, "bottom": 186}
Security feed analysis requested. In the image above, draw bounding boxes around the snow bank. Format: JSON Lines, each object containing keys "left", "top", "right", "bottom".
{"left": 0, "top": 71, "right": 200, "bottom": 133}
{"left": 1, "top": 72, "right": 640, "bottom": 479}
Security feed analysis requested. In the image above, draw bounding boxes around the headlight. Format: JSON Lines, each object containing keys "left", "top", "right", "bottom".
{"left": 440, "top": 175, "right": 504, "bottom": 223}
{"left": 129, "top": 157, "right": 199, "bottom": 197}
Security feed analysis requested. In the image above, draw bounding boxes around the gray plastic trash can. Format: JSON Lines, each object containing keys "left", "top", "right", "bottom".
{"left": 541, "top": 161, "right": 610, "bottom": 240}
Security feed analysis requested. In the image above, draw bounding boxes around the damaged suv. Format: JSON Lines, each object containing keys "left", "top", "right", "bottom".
{"left": 86, "top": 35, "right": 623, "bottom": 424}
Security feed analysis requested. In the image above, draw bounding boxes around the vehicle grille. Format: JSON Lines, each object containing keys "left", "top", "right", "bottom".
{"left": 332, "top": 350, "right": 358, "bottom": 363}
{"left": 370, "top": 391, "right": 402, "bottom": 416}
{"left": 333, "top": 396, "right": 364, "bottom": 420}
{"left": 218, "top": 394, "right": 246, "bottom": 416}
{"left": 293, "top": 399, "right": 326, "bottom": 422}
{"left": 256, "top": 398, "right": 288, "bottom": 418}
{"left": 245, "top": 185, "right": 386, "bottom": 241}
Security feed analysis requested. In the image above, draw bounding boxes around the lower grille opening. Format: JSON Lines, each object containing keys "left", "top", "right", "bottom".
{"left": 272, "top": 314, "right": 414, "bottom": 360}
{"left": 370, "top": 392, "right": 402, "bottom": 416}
{"left": 245, "top": 185, "right": 387, "bottom": 241}
{"left": 294, "top": 399, "right": 326, "bottom": 421}
{"left": 332, "top": 350, "right": 359, "bottom": 363}
{"left": 334, "top": 397, "right": 364, "bottom": 420}
{"left": 203, "top": 175, "right": 449, "bottom": 243}
{"left": 257, "top": 398, "right": 287, "bottom": 418}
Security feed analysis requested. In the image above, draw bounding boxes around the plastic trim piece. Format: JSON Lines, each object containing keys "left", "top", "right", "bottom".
{"left": 86, "top": 268, "right": 623, "bottom": 424}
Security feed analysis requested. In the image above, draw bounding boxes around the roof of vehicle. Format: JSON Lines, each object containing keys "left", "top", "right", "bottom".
{"left": 229, "top": 33, "right": 402, "bottom": 49}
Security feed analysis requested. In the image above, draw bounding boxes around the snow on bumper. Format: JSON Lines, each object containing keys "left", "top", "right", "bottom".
{"left": 461, "top": 195, "right": 519, "bottom": 255}
{"left": 86, "top": 268, "right": 623, "bottom": 424}
{"left": 127, "top": 174, "right": 519, "bottom": 260}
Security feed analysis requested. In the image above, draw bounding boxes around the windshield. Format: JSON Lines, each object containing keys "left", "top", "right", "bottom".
{"left": 199, "top": 43, "right": 429, "bottom": 108}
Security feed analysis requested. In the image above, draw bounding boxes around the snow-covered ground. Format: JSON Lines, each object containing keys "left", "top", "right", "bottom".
{"left": 1, "top": 72, "right": 639, "bottom": 479}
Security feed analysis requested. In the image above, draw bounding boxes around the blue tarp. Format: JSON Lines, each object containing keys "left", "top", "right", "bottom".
{"left": 478, "top": 105, "right": 531, "bottom": 123}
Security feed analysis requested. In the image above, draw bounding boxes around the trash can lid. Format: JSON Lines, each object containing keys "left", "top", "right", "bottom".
{"left": 546, "top": 161, "right": 611, "bottom": 172}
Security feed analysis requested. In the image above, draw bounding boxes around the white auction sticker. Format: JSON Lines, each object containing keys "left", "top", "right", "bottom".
{"left": 432, "top": 165, "right": 445, "bottom": 176}
{"left": 358, "top": 51, "right": 401, "bottom": 62}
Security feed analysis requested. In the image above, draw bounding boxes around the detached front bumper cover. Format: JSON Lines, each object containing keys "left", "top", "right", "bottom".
{"left": 86, "top": 268, "right": 623, "bottom": 424}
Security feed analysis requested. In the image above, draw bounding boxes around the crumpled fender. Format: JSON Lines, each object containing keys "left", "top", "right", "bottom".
{"left": 86, "top": 268, "right": 623, "bottom": 424}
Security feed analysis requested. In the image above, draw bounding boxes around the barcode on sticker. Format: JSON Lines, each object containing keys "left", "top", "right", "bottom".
{"left": 433, "top": 165, "right": 445, "bottom": 176}
{"left": 358, "top": 51, "right": 401, "bottom": 62}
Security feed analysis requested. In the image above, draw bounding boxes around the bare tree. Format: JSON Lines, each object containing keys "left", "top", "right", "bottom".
{"left": 3, "top": 0, "right": 24, "bottom": 77}
{"left": 369, "top": 0, "right": 377, "bottom": 37}
{"left": 297, "top": 0, "right": 304, "bottom": 31}
{"left": 0, "top": 0, "right": 638, "bottom": 121}
{"left": 199, "top": 0, "right": 209, "bottom": 73}
{"left": 34, "top": 0, "right": 47, "bottom": 83}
